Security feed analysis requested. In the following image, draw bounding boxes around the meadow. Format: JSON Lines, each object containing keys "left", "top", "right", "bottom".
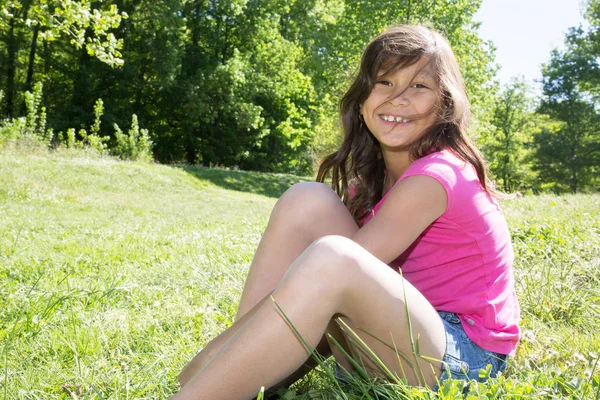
{"left": 1, "top": 147, "right": 599, "bottom": 399}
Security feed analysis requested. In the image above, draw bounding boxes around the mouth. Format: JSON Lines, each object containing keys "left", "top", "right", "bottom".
{"left": 379, "top": 114, "right": 411, "bottom": 124}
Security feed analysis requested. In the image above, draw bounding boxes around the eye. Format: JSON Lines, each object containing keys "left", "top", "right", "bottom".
{"left": 376, "top": 80, "right": 393, "bottom": 87}
{"left": 412, "top": 83, "right": 429, "bottom": 89}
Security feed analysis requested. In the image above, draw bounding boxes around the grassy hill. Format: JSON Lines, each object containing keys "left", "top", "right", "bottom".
{"left": 1, "top": 148, "right": 599, "bottom": 399}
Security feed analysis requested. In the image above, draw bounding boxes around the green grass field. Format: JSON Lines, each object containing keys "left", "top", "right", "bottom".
{"left": 1, "top": 148, "right": 599, "bottom": 399}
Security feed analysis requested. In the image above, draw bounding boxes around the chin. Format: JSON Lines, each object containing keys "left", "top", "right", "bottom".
{"left": 380, "top": 142, "right": 412, "bottom": 152}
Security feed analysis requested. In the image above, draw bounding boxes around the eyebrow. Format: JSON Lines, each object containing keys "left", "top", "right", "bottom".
{"left": 414, "top": 68, "right": 436, "bottom": 80}
{"left": 377, "top": 69, "right": 436, "bottom": 82}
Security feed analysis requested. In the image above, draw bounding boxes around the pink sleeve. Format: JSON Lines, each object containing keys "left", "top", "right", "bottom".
{"left": 399, "top": 157, "right": 457, "bottom": 214}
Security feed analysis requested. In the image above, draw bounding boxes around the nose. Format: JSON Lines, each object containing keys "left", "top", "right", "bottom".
{"left": 388, "top": 89, "right": 410, "bottom": 107}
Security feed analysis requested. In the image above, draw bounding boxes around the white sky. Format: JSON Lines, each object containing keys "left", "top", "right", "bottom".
{"left": 474, "top": 0, "right": 587, "bottom": 88}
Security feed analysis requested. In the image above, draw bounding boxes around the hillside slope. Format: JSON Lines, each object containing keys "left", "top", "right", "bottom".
{"left": 1, "top": 149, "right": 598, "bottom": 399}
{"left": 0, "top": 150, "right": 306, "bottom": 398}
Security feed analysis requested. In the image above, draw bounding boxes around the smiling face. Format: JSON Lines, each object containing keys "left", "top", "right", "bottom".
{"left": 360, "top": 59, "right": 440, "bottom": 152}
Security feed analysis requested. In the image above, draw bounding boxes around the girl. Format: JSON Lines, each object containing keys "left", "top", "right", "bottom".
{"left": 173, "top": 24, "right": 520, "bottom": 399}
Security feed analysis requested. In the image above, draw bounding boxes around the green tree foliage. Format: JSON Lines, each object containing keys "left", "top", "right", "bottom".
{"left": 568, "top": 0, "right": 600, "bottom": 92}
{"left": 1, "top": 0, "right": 497, "bottom": 175}
{"left": 166, "top": 2, "right": 318, "bottom": 172}
{"left": 0, "top": 0, "right": 127, "bottom": 119}
{"left": 485, "top": 78, "right": 536, "bottom": 192}
{"left": 532, "top": 0, "right": 600, "bottom": 192}
{"left": 535, "top": 49, "right": 600, "bottom": 192}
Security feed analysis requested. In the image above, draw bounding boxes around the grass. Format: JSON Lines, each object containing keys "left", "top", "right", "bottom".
{"left": 1, "top": 147, "right": 599, "bottom": 399}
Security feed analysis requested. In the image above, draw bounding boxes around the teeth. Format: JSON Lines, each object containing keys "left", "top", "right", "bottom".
{"left": 382, "top": 115, "right": 408, "bottom": 123}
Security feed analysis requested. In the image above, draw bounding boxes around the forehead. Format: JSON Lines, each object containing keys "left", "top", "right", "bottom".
{"left": 378, "top": 58, "right": 436, "bottom": 81}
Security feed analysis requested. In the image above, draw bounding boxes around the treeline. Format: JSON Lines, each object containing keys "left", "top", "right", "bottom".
{"left": 0, "top": 0, "right": 599, "bottom": 191}
{"left": 0, "top": 0, "right": 496, "bottom": 173}
{"left": 484, "top": 0, "right": 600, "bottom": 193}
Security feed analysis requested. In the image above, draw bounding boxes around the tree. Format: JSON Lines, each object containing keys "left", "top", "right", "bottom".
{"left": 147, "top": 0, "right": 321, "bottom": 172}
{"left": 486, "top": 78, "right": 536, "bottom": 192}
{"left": 1, "top": 0, "right": 500, "bottom": 176}
{"left": 0, "top": 0, "right": 127, "bottom": 118}
{"left": 534, "top": 48, "right": 600, "bottom": 192}
{"left": 525, "top": 0, "right": 600, "bottom": 192}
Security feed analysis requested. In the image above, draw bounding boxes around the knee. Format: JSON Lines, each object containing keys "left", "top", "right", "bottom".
{"left": 280, "top": 235, "right": 366, "bottom": 304}
{"left": 273, "top": 182, "right": 341, "bottom": 219}
{"left": 310, "top": 235, "right": 359, "bottom": 258}
{"left": 296, "top": 235, "right": 363, "bottom": 280}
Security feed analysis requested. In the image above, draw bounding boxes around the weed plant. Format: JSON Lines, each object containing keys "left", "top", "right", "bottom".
{"left": 0, "top": 148, "right": 599, "bottom": 399}
{"left": 0, "top": 87, "right": 152, "bottom": 162}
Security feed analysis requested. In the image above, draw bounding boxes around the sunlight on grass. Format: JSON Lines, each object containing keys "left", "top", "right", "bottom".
{"left": 1, "top": 149, "right": 599, "bottom": 398}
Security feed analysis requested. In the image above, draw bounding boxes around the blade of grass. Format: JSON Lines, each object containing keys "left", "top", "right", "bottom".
{"left": 335, "top": 318, "right": 403, "bottom": 386}
{"left": 329, "top": 332, "right": 414, "bottom": 400}
{"left": 586, "top": 354, "right": 600, "bottom": 400}
{"left": 326, "top": 334, "right": 370, "bottom": 381}
{"left": 270, "top": 296, "right": 348, "bottom": 399}
{"left": 400, "top": 272, "right": 427, "bottom": 386}
{"left": 354, "top": 326, "right": 415, "bottom": 369}
{"left": 389, "top": 333, "right": 408, "bottom": 385}
{"left": 256, "top": 386, "right": 265, "bottom": 400}
{"left": 270, "top": 296, "right": 318, "bottom": 359}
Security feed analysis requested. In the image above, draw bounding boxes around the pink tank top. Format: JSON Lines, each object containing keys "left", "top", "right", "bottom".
{"left": 361, "top": 150, "right": 520, "bottom": 355}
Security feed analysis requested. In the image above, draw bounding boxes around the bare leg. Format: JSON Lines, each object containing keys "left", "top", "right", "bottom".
{"left": 236, "top": 183, "right": 359, "bottom": 317}
{"left": 179, "top": 294, "right": 331, "bottom": 391}
{"left": 178, "top": 183, "right": 359, "bottom": 386}
{"left": 173, "top": 236, "right": 446, "bottom": 400}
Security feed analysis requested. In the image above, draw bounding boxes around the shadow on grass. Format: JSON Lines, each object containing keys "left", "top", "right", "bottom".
{"left": 180, "top": 165, "right": 311, "bottom": 198}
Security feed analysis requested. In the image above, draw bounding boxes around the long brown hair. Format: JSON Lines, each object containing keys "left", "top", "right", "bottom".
{"left": 316, "top": 25, "right": 494, "bottom": 223}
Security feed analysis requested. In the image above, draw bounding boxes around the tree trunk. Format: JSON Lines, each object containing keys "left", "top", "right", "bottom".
{"left": 70, "top": 2, "right": 98, "bottom": 128}
{"left": 135, "top": 60, "right": 147, "bottom": 111}
{"left": 222, "top": 15, "right": 229, "bottom": 62}
{"left": 43, "top": 37, "right": 51, "bottom": 75}
{"left": 5, "top": 14, "right": 18, "bottom": 119}
{"left": 25, "top": 25, "right": 40, "bottom": 92}
{"left": 570, "top": 146, "right": 578, "bottom": 192}
{"left": 5, "top": 0, "right": 35, "bottom": 119}
{"left": 70, "top": 47, "right": 93, "bottom": 127}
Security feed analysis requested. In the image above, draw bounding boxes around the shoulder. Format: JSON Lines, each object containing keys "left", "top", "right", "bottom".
{"left": 405, "top": 150, "right": 467, "bottom": 179}
{"left": 400, "top": 150, "right": 480, "bottom": 213}
{"left": 401, "top": 150, "right": 465, "bottom": 196}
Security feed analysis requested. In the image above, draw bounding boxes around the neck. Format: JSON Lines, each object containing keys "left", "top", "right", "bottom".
{"left": 382, "top": 150, "right": 412, "bottom": 184}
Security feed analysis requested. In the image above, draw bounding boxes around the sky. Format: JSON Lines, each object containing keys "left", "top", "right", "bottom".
{"left": 474, "top": 0, "right": 587, "bottom": 88}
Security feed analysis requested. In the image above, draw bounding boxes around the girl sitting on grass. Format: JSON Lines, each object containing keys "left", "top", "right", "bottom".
{"left": 173, "top": 24, "right": 520, "bottom": 399}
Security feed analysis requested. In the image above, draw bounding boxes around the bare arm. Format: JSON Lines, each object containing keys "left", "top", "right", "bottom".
{"left": 351, "top": 175, "right": 447, "bottom": 264}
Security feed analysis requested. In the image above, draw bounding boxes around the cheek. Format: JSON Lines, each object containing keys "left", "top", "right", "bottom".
{"left": 362, "top": 92, "right": 382, "bottom": 113}
{"left": 361, "top": 97, "right": 371, "bottom": 112}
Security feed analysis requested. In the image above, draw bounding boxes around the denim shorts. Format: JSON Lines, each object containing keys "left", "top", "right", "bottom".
{"left": 435, "top": 311, "right": 508, "bottom": 390}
